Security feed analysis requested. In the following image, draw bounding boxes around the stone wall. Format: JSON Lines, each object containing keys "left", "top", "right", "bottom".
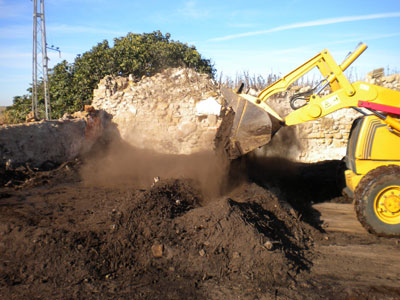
{"left": 3, "top": 68, "right": 398, "bottom": 169}
{"left": 0, "top": 109, "right": 102, "bottom": 168}
{"left": 92, "top": 68, "right": 226, "bottom": 156}
{"left": 92, "top": 68, "right": 400, "bottom": 163}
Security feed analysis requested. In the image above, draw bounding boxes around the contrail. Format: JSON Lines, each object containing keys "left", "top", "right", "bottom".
{"left": 210, "top": 12, "right": 400, "bottom": 42}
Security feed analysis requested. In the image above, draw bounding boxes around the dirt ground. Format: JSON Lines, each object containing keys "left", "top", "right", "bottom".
{"left": 1, "top": 141, "right": 400, "bottom": 300}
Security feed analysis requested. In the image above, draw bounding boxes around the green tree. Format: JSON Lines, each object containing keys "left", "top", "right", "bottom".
{"left": 4, "top": 95, "right": 32, "bottom": 123}
{"left": 6, "top": 31, "right": 214, "bottom": 124}
{"left": 111, "top": 31, "right": 213, "bottom": 77}
{"left": 48, "top": 60, "right": 75, "bottom": 119}
{"left": 71, "top": 39, "right": 114, "bottom": 109}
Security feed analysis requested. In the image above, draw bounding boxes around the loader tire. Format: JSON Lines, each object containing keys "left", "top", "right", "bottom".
{"left": 355, "top": 165, "right": 400, "bottom": 237}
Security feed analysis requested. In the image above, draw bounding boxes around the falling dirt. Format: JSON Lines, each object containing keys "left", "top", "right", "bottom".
{"left": 1, "top": 142, "right": 400, "bottom": 299}
{"left": 80, "top": 137, "right": 230, "bottom": 200}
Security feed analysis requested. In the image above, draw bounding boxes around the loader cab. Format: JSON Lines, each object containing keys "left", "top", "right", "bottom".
{"left": 344, "top": 114, "right": 400, "bottom": 194}
{"left": 344, "top": 114, "right": 400, "bottom": 236}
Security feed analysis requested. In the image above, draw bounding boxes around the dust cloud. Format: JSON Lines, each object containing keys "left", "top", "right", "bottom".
{"left": 80, "top": 138, "right": 230, "bottom": 199}
{"left": 236, "top": 123, "right": 303, "bottom": 185}
{"left": 80, "top": 114, "right": 302, "bottom": 200}
{"left": 255, "top": 125, "right": 302, "bottom": 160}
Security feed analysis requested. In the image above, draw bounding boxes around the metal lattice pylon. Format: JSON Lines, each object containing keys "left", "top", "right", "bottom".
{"left": 32, "top": 0, "right": 51, "bottom": 120}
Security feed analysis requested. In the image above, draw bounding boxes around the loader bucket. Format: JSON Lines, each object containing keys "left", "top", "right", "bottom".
{"left": 220, "top": 87, "right": 282, "bottom": 159}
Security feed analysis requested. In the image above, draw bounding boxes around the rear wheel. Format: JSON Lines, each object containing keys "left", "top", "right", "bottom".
{"left": 355, "top": 165, "right": 400, "bottom": 237}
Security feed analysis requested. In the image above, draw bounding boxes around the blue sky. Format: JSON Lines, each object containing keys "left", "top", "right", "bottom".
{"left": 1, "top": 0, "right": 400, "bottom": 106}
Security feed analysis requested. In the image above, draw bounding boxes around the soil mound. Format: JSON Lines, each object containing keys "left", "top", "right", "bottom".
{"left": 170, "top": 183, "right": 313, "bottom": 290}
{"left": 0, "top": 173, "right": 312, "bottom": 299}
{"left": 2, "top": 158, "right": 400, "bottom": 299}
{"left": 114, "top": 179, "right": 313, "bottom": 298}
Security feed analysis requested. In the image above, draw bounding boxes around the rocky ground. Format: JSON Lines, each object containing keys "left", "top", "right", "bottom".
{"left": 1, "top": 138, "right": 400, "bottom": 300}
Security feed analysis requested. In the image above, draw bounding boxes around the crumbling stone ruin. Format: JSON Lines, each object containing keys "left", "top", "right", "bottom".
{"left": 0, "top": 108, "right": 101, "bottom": 168}
{"left": 92, "top": 68, "right": 226, "bottom": 156}
{"left": 92, "top": 67, "right": 400, "bottom": 163}
{"left": 1, "top": 68, "right": 399, "bottom": 168}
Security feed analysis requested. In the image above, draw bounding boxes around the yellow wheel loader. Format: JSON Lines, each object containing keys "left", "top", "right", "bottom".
{"left": 224, "top": 43, "right": 400, "bottom": 237}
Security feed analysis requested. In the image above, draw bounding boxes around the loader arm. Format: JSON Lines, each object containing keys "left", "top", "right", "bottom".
{"left": 226, "top": 42, "right": 400, "bottom": 159}
{"left": 238, "top": 42, "right": 400, "bottom": 131}
{"left": 257, "top": 43, "right": 365, "bottom": 101}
